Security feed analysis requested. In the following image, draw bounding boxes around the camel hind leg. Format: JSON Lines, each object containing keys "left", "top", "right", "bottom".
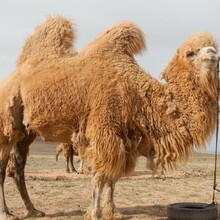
{"left": 65, "top": 155, "right": 70, "bottom": 173}
{"left": 11, "top": 130, "right": 45, "bottom": 218}
{"left": 69, "top": 150, "right": 77, "bottom": 173}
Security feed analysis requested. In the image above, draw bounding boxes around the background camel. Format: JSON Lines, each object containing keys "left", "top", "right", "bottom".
{"left": 56, "top": 143, "right": 77, "bottom": 173}
{"left": 55, "top": 143, "right": 88, "bottom": 174}
{"left": 0, "top": 16, "right": 218, "bottom": 220}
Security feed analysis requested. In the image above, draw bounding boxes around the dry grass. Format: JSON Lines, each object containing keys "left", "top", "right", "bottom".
{"left": 4, "top": 140, "right": 220, "bottom": 219}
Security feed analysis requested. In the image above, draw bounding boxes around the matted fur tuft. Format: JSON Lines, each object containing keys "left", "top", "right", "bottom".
{"left": 17, "top": 16, "right": 77, "bottom": 67}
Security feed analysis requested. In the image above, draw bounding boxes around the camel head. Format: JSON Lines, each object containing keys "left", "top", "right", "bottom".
{"left": 162, "top": 32, "right": 218, "bottom": 81}
{"left": 179, "top": 33, "right": 218, "bottom": 72}
{"left": 162, "top": 32, "right": 218, "bottom": 99}
{"left": 193, "top": 46, "right": 218, "bottom": 71}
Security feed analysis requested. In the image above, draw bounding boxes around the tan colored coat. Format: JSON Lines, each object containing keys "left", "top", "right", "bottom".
{"left": 0, "top": 16, "right": 218, "bottom": 220}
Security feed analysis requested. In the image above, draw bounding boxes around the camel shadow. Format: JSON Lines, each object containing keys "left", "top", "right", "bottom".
{"left": 40, "top": 209, "right": 86, "bottom": 219}
{"left": 21, "top": 204, "right": 220, "bottom": 219}
{"left": 118, "top": 204, "right": 220, "bottom": 220}
{"left": 118, "top": 204, "right": 168, "bottom": 220}
{"left": 21, "top": 205, "right": 167, "bottom": 219}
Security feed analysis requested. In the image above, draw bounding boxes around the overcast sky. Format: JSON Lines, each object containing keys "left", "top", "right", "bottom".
{"left": 0, "top": 0, "right": 220, "bottom": 152}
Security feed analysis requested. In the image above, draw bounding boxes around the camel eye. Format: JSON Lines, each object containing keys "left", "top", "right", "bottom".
{"left": 186, "top": 50, "right": 195, "bottom": 57}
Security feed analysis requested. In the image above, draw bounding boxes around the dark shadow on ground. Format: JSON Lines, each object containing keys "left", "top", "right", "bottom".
{"left": 21, "top": 204, "right": 220, "bottom": 219}
{"left": 119, "top": 204, "right": 168, "bottom": 219}
{"left": 21, "top": 206, "right": 167, "bottom": 219}
{"left": 41, "top": 210, "right": 86, "bottom": 218}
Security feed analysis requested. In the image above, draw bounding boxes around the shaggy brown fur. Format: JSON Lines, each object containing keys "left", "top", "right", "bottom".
{"left": 0, "top": 16, "right": 218, "bottom": 220}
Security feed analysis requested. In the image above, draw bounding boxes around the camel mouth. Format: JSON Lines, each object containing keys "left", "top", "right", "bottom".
{"left": 199, "top": 46, "right": 218, "bottom": 63}
{"left": 202, "top": 57, "right": 218, "bottom": 62}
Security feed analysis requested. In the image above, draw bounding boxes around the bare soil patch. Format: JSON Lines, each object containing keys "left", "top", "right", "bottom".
{"left": 5, "top": 139, "right": 220, "bottom": 219}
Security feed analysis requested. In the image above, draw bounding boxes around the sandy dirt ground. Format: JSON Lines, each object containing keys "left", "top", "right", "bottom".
{"left": 4, "top": 139, "right": 220, "bottom": 220}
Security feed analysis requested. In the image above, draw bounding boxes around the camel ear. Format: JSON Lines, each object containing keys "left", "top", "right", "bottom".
{"left": 160, "top": 72, "right": 165, "bottom": 80}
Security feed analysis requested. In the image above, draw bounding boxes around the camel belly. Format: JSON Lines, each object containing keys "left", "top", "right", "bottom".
{"left": 35, "top": 124, "right": 74, "bottom": 143}
{"left": 24, "top": 110, "right": 79, "bottom": 143}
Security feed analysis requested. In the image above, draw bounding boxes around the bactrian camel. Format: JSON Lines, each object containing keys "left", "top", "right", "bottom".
{"left": 56, "top": 143, "right": 77, "bottom": 173}
{"left": 0, "top": 16, "right": 218, "bottom": 220}
{"left": 55, "top": 143, "right": 87, "bottom": 174}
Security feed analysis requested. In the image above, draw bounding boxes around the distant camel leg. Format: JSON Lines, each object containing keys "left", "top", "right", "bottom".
{"left": 12, "top": 130, "right": 45, "bottom": 218}
{"left": 0, "top": 144, "right": 16, "bottom": 220}
{"left": 65, "top": 154, "right": 70, "bottom": 173}
{"left": 84, "top": 172, "right": 105, "bottom": 220}
{"left": 55, "top": 147, "right": 62, "bottom": 162}
{"left": 102, "top": 180, "right": 119, "bottom": 220}
{"left": 69, "top": 151, "right": 77, "bottom": 173}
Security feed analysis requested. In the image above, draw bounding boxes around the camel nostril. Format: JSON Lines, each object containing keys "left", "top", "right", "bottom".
{"left": 206, "top": 47, "right": 217, "bottom": 54}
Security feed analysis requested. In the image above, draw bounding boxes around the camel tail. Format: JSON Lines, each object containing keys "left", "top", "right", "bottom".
{"left": 17, "top": 15, "right": 77, "bottom": 67}
{"left": 56, "top": 144, "right": 63, "bottom": 162}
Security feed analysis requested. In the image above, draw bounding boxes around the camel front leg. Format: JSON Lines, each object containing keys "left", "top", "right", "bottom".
{"left": 66, "top": 155, "right": 70, "bottom": 173}
{"left": 12, "top": 131, "right": 45, "bottom": 218}
{"left": 102, "top": 180, "right": 120, "bottom": 220}
{"left": 85, "top": 172, "right": 105, "bottom": 220}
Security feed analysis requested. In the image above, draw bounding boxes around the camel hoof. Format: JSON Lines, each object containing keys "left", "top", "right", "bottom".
{"left": 84, "top": 208, "right": 101, "bottom": 220}
{"left": 24, "top": 210, "right": 45, "bottom": 218}
{"left": 105, "top": 213, "right": 122, "bottom": 220}
{"left": 77, "top": 169, "right": 83, "bottom": 174}
{"left": 84, "top": 212, "right": 91, "bottom": 220}
{"left": 102, "top": 210, "right": 122, "bottom": 220}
